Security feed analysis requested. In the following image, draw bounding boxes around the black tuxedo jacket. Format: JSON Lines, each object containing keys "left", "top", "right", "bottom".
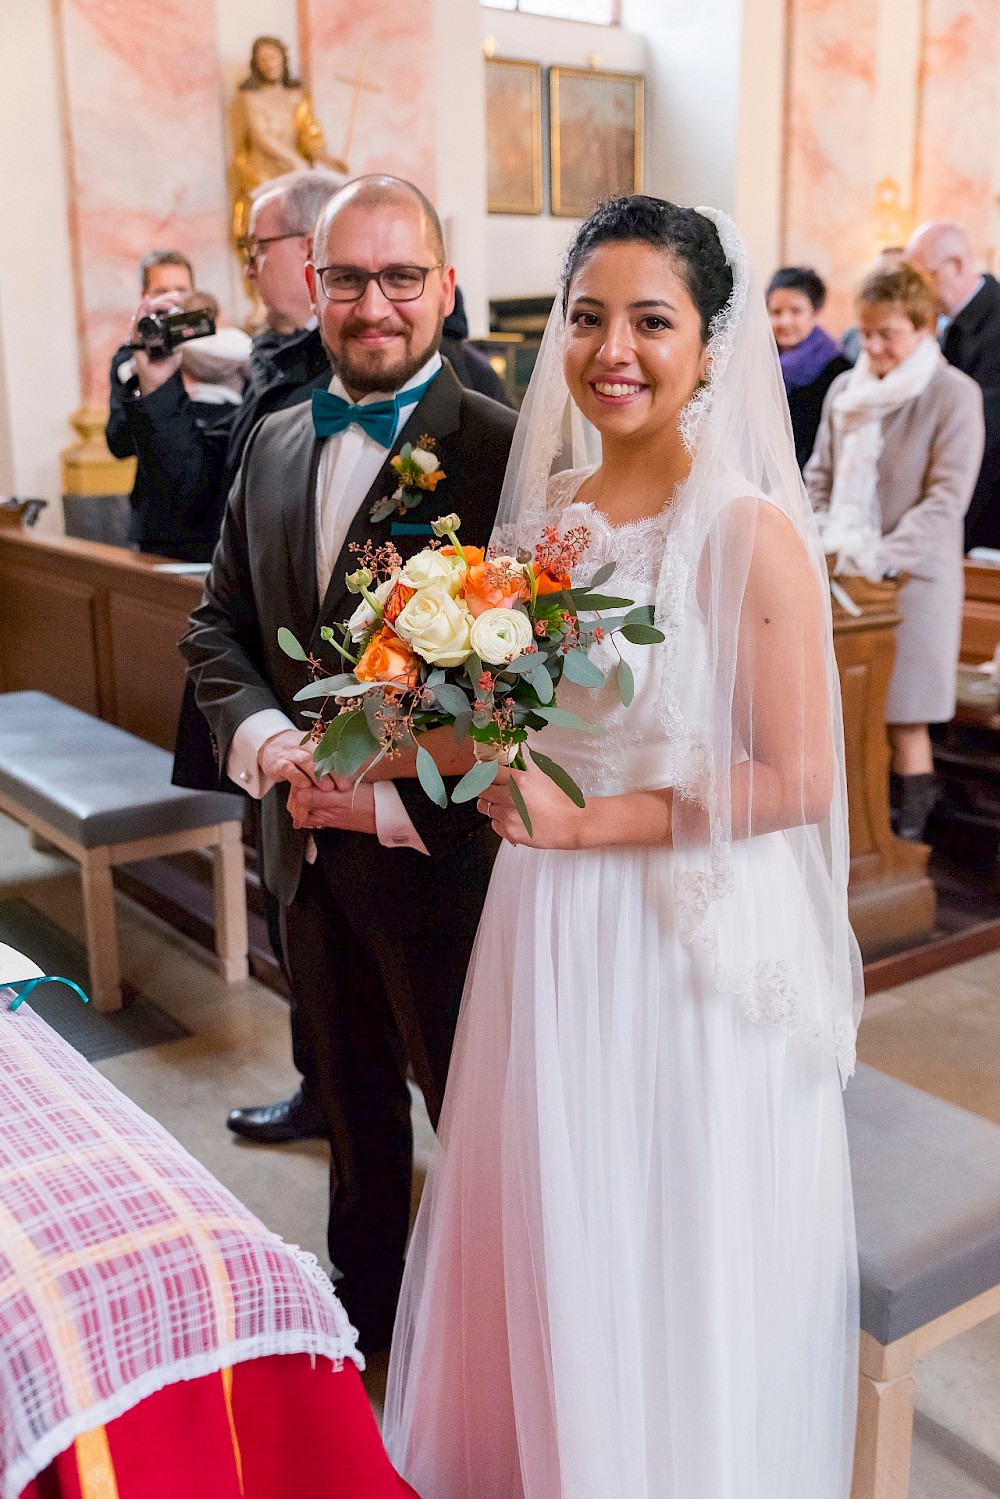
{"left": 180, "top": 361, "right": 518, "bottom": 906}
{"left": 942, "top": 274, "right": 1000, "bottom": 548}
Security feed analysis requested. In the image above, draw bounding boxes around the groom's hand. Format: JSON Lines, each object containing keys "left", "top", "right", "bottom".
{"left": 258, "top": 730, "right": 321, "bottom": 790}
{"left": 287, "top": 778, "right": 378, "bottom": 835}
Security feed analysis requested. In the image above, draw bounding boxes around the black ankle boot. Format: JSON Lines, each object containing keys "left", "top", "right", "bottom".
{"left": 896, "top": 773, "right": 938, "bottom": 842}
{"left": 889, "top": 772, "right": 905, "bottom": 834}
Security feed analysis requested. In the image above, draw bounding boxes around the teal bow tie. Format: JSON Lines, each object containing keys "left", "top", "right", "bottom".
{"left": 311, "top": 372, "right": 437, "bottom": 447}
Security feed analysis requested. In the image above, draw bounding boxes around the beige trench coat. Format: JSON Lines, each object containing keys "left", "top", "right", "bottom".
{"left": 805, "top": 362, "right": 984, "bottom": 723}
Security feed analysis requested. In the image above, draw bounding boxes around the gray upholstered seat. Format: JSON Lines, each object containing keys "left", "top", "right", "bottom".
{"left": 0, "top": 691, "right": 241, "bottom": 847}
{"left": 845, "top": 1063, "right": 1000, "bottom": 1345}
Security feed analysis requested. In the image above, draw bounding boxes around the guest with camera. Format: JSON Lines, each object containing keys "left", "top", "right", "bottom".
{"left": 806, "top": 263, "right": 984, "bottom": 841}
{"left": 116, "top": 170, "right": 342, "bottom": 567}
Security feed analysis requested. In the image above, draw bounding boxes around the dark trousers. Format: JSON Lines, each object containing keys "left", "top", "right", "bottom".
{"left": 280, "top": 827, "right": 496, "bottom": 1351}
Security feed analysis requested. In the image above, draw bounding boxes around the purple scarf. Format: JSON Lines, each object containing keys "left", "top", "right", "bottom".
{"left": 779, "top": 325, "right": 844, "bottom": 392}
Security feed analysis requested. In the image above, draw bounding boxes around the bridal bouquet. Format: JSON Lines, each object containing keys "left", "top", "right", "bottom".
{"left": 278, "top": 514, "right": 663, "bottom": 834}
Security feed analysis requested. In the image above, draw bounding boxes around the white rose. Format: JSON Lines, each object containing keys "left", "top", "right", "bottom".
{"left": 394, "top": 584, "right": 473, "bottom": 667}
{"left": 347, "top": 575, "right": 396, "bottom": 643}
{"left": 470, "top": 607, "right": 534, "bottom": 665}
{"left": 399, "top": 548, "right": 466, "bottom": 597}
{"left": 409, "top": 447, "right": 439, "bottom": 473}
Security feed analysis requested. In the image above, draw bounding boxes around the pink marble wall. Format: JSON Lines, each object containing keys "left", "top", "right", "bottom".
{"left": 783, "top": 0, "right": 1000, "bottom": 329}
{"left": 782, "top": 0, "right": 878, "bottom": 334}
{"left": 916, "top": 0, "right": 1000, "bottom": 262}
{"left": 300, "top": 0, "right": 437, "bottom": 199}
{"left": 56, "top": 0, "right": 232, "bottom": 404}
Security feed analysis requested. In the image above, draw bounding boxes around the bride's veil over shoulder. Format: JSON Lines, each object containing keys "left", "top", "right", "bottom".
{"left": 492, "top": 205, "right": 862, "bottom": 1082}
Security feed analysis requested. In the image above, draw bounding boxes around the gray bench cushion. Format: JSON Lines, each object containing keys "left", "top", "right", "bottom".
{"left": 845, "top": 1063, "right": 1000, "bottom": 1346}
{"left": 0, "top": 692, "right": 242, "bottom": 848}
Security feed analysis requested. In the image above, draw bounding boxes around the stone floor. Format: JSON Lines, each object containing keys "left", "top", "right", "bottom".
{"left": 2, "top": 810, "right": 998, "bottom": 1496}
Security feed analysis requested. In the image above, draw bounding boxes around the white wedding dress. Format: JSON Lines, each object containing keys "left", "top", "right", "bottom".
{"left": 384, "top": 487, "right": 859, "bottom": 1499}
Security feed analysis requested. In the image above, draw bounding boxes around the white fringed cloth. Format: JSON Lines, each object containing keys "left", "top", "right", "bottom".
{"left": 0, "top": 967, "right": 360, "bottom": 1499}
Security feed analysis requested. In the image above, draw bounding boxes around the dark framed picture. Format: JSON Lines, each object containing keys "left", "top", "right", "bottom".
{"left": 485, "top": 57, "right": 543, "bottom": 216}
{"left": 549, "top": 66, "right": 644, "bottom": 219}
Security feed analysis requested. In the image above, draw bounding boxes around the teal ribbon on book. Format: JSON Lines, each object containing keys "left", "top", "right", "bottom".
{"left": 3, "top": 976, "right": 90, "bottom": 1012}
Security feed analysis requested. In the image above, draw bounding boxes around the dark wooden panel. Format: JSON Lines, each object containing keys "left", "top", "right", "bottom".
{"left": 0, "top": 561, "right": 100, "bottom": 714}
{"left": 106, "top": 592, "right": 189, "bottom": 750}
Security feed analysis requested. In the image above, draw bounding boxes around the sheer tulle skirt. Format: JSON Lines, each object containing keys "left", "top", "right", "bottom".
{"left": 384, "top": 838, "right": 859, "bottom": 1499}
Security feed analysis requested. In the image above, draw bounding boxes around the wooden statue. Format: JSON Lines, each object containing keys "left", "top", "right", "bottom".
{"left": 231, "top": 36, "right": 347, "bottom": 243}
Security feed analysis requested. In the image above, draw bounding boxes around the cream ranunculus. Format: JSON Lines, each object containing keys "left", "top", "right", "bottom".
{"left": 398, "top": 547, "right": 467, "bottom": 597}
{"left": 393, "top": 584, "right": 473, "bottom": 667}
{"left": 469, "top": 607, "right": 534, "bottom": 666}
{"left": 347, "top": 574, "right": 396, "bottom": 643}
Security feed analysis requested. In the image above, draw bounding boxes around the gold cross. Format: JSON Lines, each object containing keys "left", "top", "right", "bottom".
{"left": 333, "top": 52, "right": 383, "bottom": 171}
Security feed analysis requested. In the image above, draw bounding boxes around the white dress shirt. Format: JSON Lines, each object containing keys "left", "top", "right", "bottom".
{"left": 226, "top": 353, "right": 444, "bottom": 855}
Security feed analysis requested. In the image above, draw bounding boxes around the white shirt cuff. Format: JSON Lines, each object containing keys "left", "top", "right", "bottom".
{"left": 373, "top": 780, "right": 429, "bottom": 855}
{"left": 227, "top": 708, "right": 298, "bottom": 799}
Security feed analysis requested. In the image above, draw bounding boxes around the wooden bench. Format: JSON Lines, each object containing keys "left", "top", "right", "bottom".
{"left": 845, "top": 1064, "right": 1000, "bottom": 1498}
{"left": 0, "top": 690, "right": 248, "bottom": 1011}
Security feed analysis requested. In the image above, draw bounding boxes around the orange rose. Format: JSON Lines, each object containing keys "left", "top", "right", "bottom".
{"left": 534, "top": 566, "right": 572, "bottom": 596}
{"left": 461, "top": 558, "right": 530, "bottom": 618}
{"left": 354, "top": 625, "right": 421, "bottom": 690}
{"left": 440, "top": 545, "right": 485, "bottom": 566}
{"left": 416, "top": 468, "right": 446, "bottom": 491}
{"left": 383, "top": 581, "right": 414, "bottom": 625}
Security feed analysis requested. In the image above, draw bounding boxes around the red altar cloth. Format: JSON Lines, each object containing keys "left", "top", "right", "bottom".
{"left": 19, "top": 1354, "right": 416, "bottom": 1499}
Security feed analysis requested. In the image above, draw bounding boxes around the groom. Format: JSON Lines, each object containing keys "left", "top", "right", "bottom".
{"left": 181, "top": 176, "right": 517, "bottom": 1349}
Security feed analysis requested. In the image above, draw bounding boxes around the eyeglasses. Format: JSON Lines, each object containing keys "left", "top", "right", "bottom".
{"left": 312, "top": 262, "right": 444, "bottom": 303}
{"left": 237, "top": 232, "right": 303, "bottom": 265}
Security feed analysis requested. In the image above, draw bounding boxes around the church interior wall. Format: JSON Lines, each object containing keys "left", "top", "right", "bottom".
{"left": 481, "top": 9, "right": 647, "bottom": 300}
{"left": 783, "top": 0, "right": 1000, "bottom": 333}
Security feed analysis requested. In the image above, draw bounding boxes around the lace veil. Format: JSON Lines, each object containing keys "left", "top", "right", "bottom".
{"left": 491, "top": 206, "right": 862, "bottom": 1082}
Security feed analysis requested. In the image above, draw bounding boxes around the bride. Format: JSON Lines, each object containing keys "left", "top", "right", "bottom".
{"left": 384, "top": 197, "right": 862, "bottom": 1499}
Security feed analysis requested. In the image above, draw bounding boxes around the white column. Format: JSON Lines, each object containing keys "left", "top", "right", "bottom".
{"left": 733, "top": 0, "right": 787, "bottom": 278}
{"left": 0, "top": 3, "right": 81, "bottom": 531}
{"left": 433, "top": 0, "right": 489, "bottom": 334}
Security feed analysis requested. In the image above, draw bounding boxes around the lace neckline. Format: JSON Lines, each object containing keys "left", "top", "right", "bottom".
{"left": 553, "top": 467, "right": 677, "bottom": 536}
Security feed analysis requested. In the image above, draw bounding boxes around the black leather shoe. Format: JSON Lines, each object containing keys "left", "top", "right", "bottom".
{"left": 227, "top": 1089, "right": 326, "bottom": 1144}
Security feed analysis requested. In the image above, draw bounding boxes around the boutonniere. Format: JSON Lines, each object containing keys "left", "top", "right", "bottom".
{"left": 370, "top": 435, "right": 446, "bottom": 524}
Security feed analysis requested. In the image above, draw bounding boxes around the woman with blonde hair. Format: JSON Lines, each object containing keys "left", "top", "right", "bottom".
{"left": 806, "top": 263, "right": 984, "bottom": 840}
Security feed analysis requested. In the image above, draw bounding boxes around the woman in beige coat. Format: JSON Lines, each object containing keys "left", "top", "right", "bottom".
{"left": 806, "top": 263, "right": 984, "bottom": 840}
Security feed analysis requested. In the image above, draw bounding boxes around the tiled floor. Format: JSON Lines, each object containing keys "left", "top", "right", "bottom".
{"left": 2, "top": 810, "right": 998, "bottom": 1495}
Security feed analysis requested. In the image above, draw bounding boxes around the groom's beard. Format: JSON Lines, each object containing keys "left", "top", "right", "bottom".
{"left": 324, "top": 315, "right": 445, "bottom": 397}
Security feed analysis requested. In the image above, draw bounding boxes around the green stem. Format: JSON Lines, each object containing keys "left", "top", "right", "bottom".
{"left": 446, "top": 528, "right": 467, "bottom": 566}
{"left": 360, "top": 585, "right": 384, "bottom": 620}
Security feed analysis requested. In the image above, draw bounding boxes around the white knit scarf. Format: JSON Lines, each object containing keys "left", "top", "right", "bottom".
{"left": 818, "top": 333, "right": 940, "bottom": 575}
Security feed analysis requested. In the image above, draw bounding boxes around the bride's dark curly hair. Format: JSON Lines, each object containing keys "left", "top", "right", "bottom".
{"left": 561, "top": 195, "right": 733, "bottom": 341}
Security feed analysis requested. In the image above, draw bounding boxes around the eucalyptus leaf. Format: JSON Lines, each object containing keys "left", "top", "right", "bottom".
{"left": 464, "top": 653, "right": 483, "bottom": 685}
{"left": 433, "top": 683, "right": 474, "bottom": 717}
{"left": 329, "top": 710, "right": 379, "bottom": 779}
{"left": 624, "top": 604, "right": 655, "bottom": 627}
{"left": 574, "top": 592, "right": 634, "bottom": 612}
{"left": 621, "top": 623, "right": 666, "bottom": 645}
{"left": 425, "top": 669, "right": 446, "bottom": 687}
{"left": 453, "top": 711, "right": 474, "bottom": 742}
{"left": 588, "top": 560, "right": 617, "bottom": 588}
{"left": 314, "top": 711, "right": 353, "bottom": 763}
{"left": 451, "top": 756, "right": 499, "bottom": 803}
{"left": 293, "top": 673, "right": 357, "bottom": 702}
{"left": 617, "top": 658, "right": 635, "bottom": 707}
{"left": 503, "top": 653, "right": 542, "bottom": 676}
{"left": 529, "top": 663, "right": 554, "bottom": 704}
{"left": 529, "top": 750, "right": 586, "bottom": 808}
{"left": 416, "top": 745, "right": 448, "bottom": 808}
{"left": 562, "top": 649, "right": 605, "bottom": 689}
{"left": 277, "top": 627, "right": 308, "bottom": 661}
{"left": 509, "top": 776, "right": 533, "bottom": 838}
{"left": 533, "top": 705, "right": 604, "bottom": 733}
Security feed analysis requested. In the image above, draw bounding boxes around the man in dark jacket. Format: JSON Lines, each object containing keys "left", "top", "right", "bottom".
{"left": 441, "top": 284, "right": 511, "bottom": 405}
{"left": 115, "top": 170, "right": 343, "bottom": 563}
{"left": 907, "top": 220, "right": 1000, "bottom": 549}
{"left": 181, "top": 176, "right": 517, "bottom": 1348}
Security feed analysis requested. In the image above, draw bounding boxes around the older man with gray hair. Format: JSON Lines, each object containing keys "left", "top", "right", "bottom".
{"left": 906, "top": 219, "right": 1000, "bottom": 548}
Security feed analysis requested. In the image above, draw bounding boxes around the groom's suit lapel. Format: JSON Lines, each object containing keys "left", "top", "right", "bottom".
{"left": 277, "top": 406, "right": 325, "bottom": 632}
{"left": 309, "top": 363, "right": 464, "bottom": 650}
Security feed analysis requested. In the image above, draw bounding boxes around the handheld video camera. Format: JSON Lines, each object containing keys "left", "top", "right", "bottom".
{"left": 134, "top": 307, "right": 216, "bottom": 361}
